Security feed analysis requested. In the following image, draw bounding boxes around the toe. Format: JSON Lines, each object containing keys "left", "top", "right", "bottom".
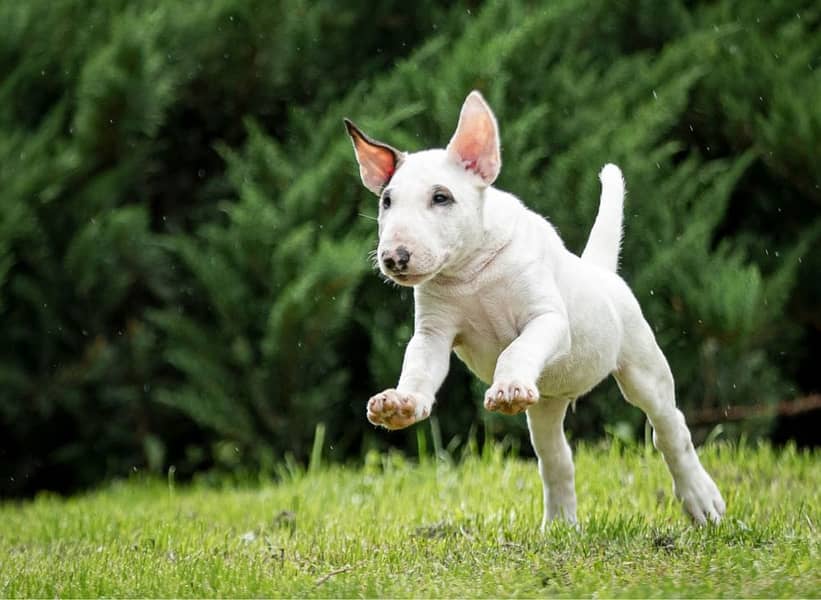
{"left": 691, "top": 509, "right": 708, "bottom": 526}
{"left": 368, "top": 394, "right": 383, "bottom": 412}
{"left": 399, "top": 398, "right": 414, "bottom": 417}
{"left": 366, "top": 410, "right": 381, "bottom": 426}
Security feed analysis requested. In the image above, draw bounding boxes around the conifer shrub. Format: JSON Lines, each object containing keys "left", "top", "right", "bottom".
{"left": 0, "top": 0, "right": 817, "bottom": 495}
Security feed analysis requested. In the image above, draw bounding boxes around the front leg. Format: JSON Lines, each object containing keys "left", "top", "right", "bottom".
{"left": 368, "top": 328, "right": 453, "bottom": 429}
{"left": 485, "top": 311, "right": 570, "bottom": 415}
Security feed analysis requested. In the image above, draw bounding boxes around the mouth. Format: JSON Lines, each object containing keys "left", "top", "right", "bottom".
{"left": 376, "top": 250, "right": 449, "bottom": 287}
{"left": 390, "top": 272, "right": 430, "bottom": 286}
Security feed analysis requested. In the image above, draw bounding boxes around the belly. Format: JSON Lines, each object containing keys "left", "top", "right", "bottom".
{"left": 537, "top": 342, "right": 618, "bottom": 400}
{"left": 452, "top": 301, "right": 621, "bottom": 399}
{"left": 540, "top": 305, "right": 622, "bottom": 399}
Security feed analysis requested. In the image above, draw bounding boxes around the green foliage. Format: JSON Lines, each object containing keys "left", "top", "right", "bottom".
{"left": 0, "top": 0, "right": 818, "bottom": 495}
{"left": 0, "top": 443, "right": 818, "bottom": 596}
{"left": 0, "top": 0, "right": 464, "bottom": 494}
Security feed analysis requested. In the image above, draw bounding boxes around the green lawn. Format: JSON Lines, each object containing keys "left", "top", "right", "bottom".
{"left": 1, "top": 441, "right": 818, "bottom": 597}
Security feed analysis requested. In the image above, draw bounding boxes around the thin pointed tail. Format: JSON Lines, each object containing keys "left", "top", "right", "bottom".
{"left": 581, "top": 163, "right": 624, "bottom": 272}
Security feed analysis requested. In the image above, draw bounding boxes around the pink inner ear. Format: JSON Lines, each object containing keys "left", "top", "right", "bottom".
{"left": 362, "top": 145, "right": 395, "bottom": 179}
{"left": 453, "top": 134, "right": 496, "bottom": 181}
{"left": 353, "top": 134, "right": 398, "bottom": 193}
{"left": 448, "top": 95, "right": 500, "bottom": 184}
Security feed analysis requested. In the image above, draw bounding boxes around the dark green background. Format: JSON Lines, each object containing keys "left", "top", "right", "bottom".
{"left": 1, "top": 0, "right": 818, "bottom": 497}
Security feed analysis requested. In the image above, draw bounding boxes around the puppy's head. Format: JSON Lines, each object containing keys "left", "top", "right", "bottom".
{"left": 345, "top": 91, "right": 501, "bottom": 286}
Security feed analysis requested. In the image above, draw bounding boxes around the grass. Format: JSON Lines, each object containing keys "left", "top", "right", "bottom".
{"left": 1, "top": 439, "right": 818, "bottom": 598}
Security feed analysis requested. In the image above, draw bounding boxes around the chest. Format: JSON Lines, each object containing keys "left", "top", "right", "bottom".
{"left": 450, "top": 294, "right": 525, "bottom": 384}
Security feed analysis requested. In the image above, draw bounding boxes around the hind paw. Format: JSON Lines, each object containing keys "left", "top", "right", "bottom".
{"left": 675, "top": 467, "right": 726, "bottom": 525}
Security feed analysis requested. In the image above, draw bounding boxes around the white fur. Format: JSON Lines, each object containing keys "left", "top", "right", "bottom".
{"left": 346, "top": 91, "right": 725, "bottom": 528}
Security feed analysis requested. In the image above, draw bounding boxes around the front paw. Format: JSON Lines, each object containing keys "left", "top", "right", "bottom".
{"left": 484, "top": 380, "right": 538, "bottom": 415}
{"left": 367, "top": 389, "right": 430, "bottom": 430}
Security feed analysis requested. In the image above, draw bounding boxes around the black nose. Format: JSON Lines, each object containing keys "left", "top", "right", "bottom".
{"left": 395, "top": 246, "right": 410, "bottom": 268}
{"left": 381, "top": 246, "right": 411, "bottom": 272}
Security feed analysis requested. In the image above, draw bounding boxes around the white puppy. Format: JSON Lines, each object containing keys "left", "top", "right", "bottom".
{"left": 344, "top": 91, "right": 725, "bottom": 527}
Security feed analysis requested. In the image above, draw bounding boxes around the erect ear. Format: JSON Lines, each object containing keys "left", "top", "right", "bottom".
{"left": 446, "top": 91, "right": 501, "bottom": 186}
{"left": 344, "top": 119, "right": 404, "bottom": 195}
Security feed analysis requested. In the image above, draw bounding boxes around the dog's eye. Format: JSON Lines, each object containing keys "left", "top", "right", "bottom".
{"left": 431, "top": 190, "right": 453, "bottom": 206}
{"left": 381, "top": 194, "right": 391, "bottom": 209}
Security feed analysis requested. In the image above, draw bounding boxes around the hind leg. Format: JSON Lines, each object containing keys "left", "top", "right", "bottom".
{"left": 614, "top": 321, "right": 725, "bottom": 524}
{"left": 527, "top": 398, "right": 577, "bottom": 529}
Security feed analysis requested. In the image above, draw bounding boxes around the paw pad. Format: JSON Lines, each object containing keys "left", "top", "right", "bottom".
{"left": 367, "top": 389, "right": 430, "bottom": 430}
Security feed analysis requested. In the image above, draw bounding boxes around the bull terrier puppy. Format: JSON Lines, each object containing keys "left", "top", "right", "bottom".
{"left": 344, "top": 91, "right": 725, "bottom": 528}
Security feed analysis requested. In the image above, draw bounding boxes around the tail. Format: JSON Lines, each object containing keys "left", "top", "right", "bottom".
{"left": 581, "top": 163, "right": 625, "bottom": 272}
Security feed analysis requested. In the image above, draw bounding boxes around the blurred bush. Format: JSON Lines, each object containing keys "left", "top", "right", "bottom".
{"left": 0, "top": 0, "right": 818, "bottom": 496}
